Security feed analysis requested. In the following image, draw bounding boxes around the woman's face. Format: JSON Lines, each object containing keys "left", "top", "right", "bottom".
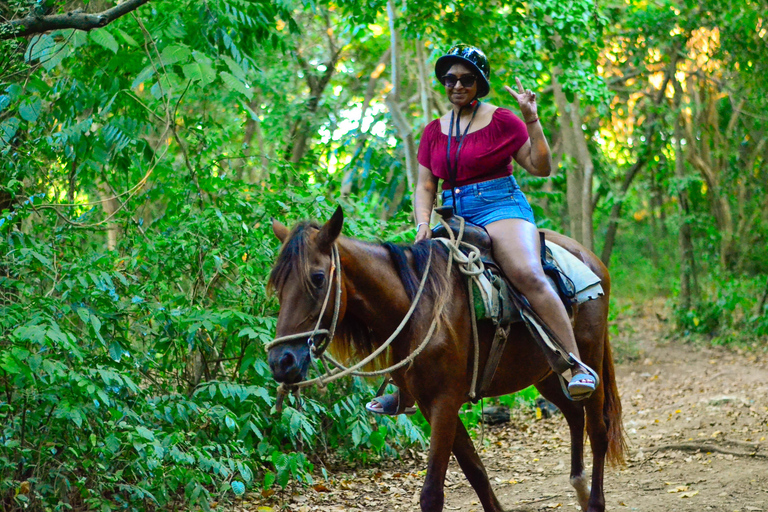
{"left": 443, "top": 63, "right": 478, "bottom": 108}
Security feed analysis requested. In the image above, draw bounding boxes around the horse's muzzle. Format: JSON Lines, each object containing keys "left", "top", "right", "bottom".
{"left": 268, "top": 344, "right": 310, "bottom": 384}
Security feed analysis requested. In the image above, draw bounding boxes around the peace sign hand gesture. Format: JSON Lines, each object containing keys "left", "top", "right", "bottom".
{"left": 504, "top": 78, "right": 538, "bottom": 124}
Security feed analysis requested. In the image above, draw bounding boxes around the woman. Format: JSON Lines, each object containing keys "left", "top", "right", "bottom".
{"left": 366, "top": 44, "right": 596, "bottom": 415}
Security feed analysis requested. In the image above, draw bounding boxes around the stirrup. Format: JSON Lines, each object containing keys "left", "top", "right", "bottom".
{"left": 557, "top": 353, "right": 600, "bottom": 401}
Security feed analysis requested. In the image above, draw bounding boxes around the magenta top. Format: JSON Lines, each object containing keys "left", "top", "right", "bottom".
{"left": 417, "top": 107, "right": 529, "bottom": 190}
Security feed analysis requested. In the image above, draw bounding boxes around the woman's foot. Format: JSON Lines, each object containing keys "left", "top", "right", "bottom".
{"left": 567, "top": 367, "right": 598, "bottom": 400}
{"left": 365, "top": 392, "right": 417, "bottom": 416}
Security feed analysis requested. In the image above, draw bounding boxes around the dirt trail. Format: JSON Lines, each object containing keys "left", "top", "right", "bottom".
{"left": 256, "top": 300, "right": 768, "bottom": 512}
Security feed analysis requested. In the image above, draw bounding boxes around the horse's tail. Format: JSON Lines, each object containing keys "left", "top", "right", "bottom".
{"left": 601, "top": 323, "right": 628, "bottom": 466}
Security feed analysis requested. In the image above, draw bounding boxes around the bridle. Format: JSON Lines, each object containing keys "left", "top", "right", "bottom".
{"left": 266, "top": 244, "right": 343, "bottom": 359}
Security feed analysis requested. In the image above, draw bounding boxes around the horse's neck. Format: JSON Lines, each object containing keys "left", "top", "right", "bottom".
{"left": 338, "top": 239, "right": 412, "bottom": 336}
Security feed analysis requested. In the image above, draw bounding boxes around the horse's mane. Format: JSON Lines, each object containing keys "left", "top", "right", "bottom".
{"left": 336, "top": 239, "right": 453, "bottom": 366}
{"left": 268, "top": 223, "right": 454, "bottom": 367}
{"left": 268, "top": 221, "right": 318, "bottom": 294}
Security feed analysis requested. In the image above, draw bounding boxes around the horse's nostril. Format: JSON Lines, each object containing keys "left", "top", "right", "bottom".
{"left": 279, "top": 352, "right": 295, "bottom": 372}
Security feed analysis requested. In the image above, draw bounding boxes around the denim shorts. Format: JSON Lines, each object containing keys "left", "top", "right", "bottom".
{"left": 440, "top": 175, "right": 536, "bottom": 227}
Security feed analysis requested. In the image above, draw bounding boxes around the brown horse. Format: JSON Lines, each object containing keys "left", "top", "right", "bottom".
{"left": 268, "top": 206, "right": 626, "bottom": 512}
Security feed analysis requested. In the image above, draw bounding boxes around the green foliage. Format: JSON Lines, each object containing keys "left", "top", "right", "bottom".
{"left": 674, "top": 273, "right": 768, "bottom": 344}
{"left": 0, "top": 174, "right": 430, "bottom": 510}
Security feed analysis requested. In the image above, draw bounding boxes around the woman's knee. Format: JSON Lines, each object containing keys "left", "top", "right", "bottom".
{"left": 504, "top": 262, "right": 550, "bottom": 295}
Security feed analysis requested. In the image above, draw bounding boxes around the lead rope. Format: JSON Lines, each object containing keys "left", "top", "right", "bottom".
{"left": 431, "top": 219, "right": 487, "bottom": 401}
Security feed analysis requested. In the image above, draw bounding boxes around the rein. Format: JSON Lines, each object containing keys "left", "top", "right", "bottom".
{"left": 268, "top": 217, "right": 492, "bottom": 410}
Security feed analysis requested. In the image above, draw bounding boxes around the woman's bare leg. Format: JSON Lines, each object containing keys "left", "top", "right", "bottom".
{"left": 485, "top": 218, "right": 583, "bottom": 376}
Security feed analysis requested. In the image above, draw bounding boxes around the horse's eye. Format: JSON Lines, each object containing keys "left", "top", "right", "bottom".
{"left": 311, "top": 271, "right": 325, "bottom": 288}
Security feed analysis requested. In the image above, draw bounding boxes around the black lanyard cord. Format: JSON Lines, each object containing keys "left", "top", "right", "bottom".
{"left": 446, "top": 101, "right": 480, "bottom": 211}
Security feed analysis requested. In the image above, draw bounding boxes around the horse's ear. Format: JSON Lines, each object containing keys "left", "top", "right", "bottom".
{"left": 272, "top": 218, "right": 289, "bottom": 243}
{"left": 316, "top": 206, "right": 344, "bottom": 253}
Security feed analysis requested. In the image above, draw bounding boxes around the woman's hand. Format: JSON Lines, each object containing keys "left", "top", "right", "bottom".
{"left": 504, "top": 78, "right": 538, "bottom": 123}
{"left": 415, "top": 223, "right": 432, "bottom": 242}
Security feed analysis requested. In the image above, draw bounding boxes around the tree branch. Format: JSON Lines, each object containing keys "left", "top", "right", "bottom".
{"left": 1, "top": 0, "right": 152, "bottom": 40}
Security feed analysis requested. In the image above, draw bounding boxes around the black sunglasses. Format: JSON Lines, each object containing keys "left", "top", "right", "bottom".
{"left": 440, "top": 74, "right": 477, "bottom": 88}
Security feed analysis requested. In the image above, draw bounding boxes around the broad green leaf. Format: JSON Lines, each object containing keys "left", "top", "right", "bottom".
{"left": 135, "top": 426, "right": 155, "bottom": 441}
{"left": 220, "top": 72, "right": 253, "bottom": 99}
{"left": 222, "top": 55, "right": 246, "bottom": 81}
{"left": 0, "top": 356, "right": 22, "bottom": 375}
{"left": 277, "top": 468, "right": 289, "bottom": 489}
{"left": 105, "top": 434, "right": 121, "bottom": 453}
{"left": 160, "top": 44, "right": 191, "bottom": 66}
{"left": 24, "top": 34, "right": 55, "bottom": 62}
{"left": 29, "top": 250, "right": 51, "bottom": 266}
{"left": 369, "top": 426, "right": 386, "bottom": 451}
{"left": 0, "top": 117, "right": 20, "bottom": 150}
{"left": 238, "top": 327, "right": 257, "bottom": 339}
{"left": 4, "top": 84, "right": 21, "bottom": 99}
{"left": 90, "top": 314, "right": 102, "bottom": 334}
{"left": 262, "top": 471, "right": 276, "bottom": 490}
{"left": 191, "top": 50, "right": 213, "bottom": 66}
{"left": 76, "top": 307, "right": 90, "bottom": 324}
{"left": 237, "top": 461, "right": 253, "bottom": 483}
{"left": 115, "top": 28, "right": 139, "bottom": 47}
{"left": 90, "top": 28, "right": 119, "bottom": 54}
{"left": 231, "top": 480, "right": 245, "bottom": 495}
{"left": 271, "top": 451, "right": 288, "bottom": 471}
{"left": 42, "top": 43, "right": 69, "bottom": 71}
{"left": 108, "top": 342, "right": 123, "bottom": 362}
{"left": 182, "top": 62, "right": 216, "bottom": 85}
{"left": 19, "top": 97, "right": 42, "bottom": 123}
{"left": 132, "top": 64, "right": 156, "bottom": 89}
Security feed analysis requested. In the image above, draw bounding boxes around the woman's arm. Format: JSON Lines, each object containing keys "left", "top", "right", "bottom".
{"left": 414, "top": 163, "right": 439, "bottom": 241}
{"left": 505, "top": 79, "right": 553, "bottom": 177}
{"left": 512, "top": 121, "right": 552, "bottom": 177}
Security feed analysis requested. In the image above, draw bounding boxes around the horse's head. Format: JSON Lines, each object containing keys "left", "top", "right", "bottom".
{"left": 267, "top": 206, "right": 344, "bottom": 384}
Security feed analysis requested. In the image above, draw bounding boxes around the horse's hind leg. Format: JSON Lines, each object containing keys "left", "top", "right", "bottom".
{"left": 535, "top": 375, "right": 590, "bottom": 511}
{"left": 452, "top": 419, "right": 504, "bottom": 512}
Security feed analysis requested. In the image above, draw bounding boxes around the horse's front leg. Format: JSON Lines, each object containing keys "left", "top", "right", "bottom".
{"left": 452, "top": 418, "right": 505, "bottom": 511}
{"left": 420, "top": 397, "right": 462, "bottom": 512}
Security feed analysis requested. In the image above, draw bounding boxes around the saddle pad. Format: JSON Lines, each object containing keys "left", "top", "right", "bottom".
{"left": 545, "top": 241, "right": 604, "bottom": 302}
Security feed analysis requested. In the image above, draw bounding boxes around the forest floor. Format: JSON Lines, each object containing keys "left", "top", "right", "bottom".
{"left": 251, "top": 298, "right": 768, "bottom": 512}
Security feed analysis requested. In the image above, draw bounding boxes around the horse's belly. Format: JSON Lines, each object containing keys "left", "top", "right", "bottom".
{"left": 479, "top": 323, "right": 552, "bottom": 398}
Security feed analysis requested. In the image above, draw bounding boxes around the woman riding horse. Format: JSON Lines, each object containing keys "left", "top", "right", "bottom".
{"left": 366, "top": 44, "right": 597, "bottom": 415}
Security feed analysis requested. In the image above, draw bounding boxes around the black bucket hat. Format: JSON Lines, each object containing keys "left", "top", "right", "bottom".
{"left": 435, "top": 44, "right": 491, "bottom": 98}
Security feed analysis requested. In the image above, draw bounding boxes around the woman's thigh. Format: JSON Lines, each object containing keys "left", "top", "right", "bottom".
{"left": 485, "top": 218, "right": 544, "bottom": 282}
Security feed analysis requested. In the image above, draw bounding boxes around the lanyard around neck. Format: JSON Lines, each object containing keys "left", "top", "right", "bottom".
{"left": 446, "top": 101, "right": 480, "bottom": 210}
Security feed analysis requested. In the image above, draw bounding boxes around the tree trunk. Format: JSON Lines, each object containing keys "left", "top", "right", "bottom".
{"left": 552, "top": 71, "right": 584, "bottom": 244}
{"left": 673, "top": 78, "right": 698, "bottom": 310}
{"left": 98, "top": 181, "right": 119, "bottom": 252}
{"left": 286, "top": 18, "right": 340, "bottom": 165}
{"left": 415, "top": 41, "right": 432, "bottom": 127}
{"left": 385, "top": 0, "right": 417, "bottom": 213}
